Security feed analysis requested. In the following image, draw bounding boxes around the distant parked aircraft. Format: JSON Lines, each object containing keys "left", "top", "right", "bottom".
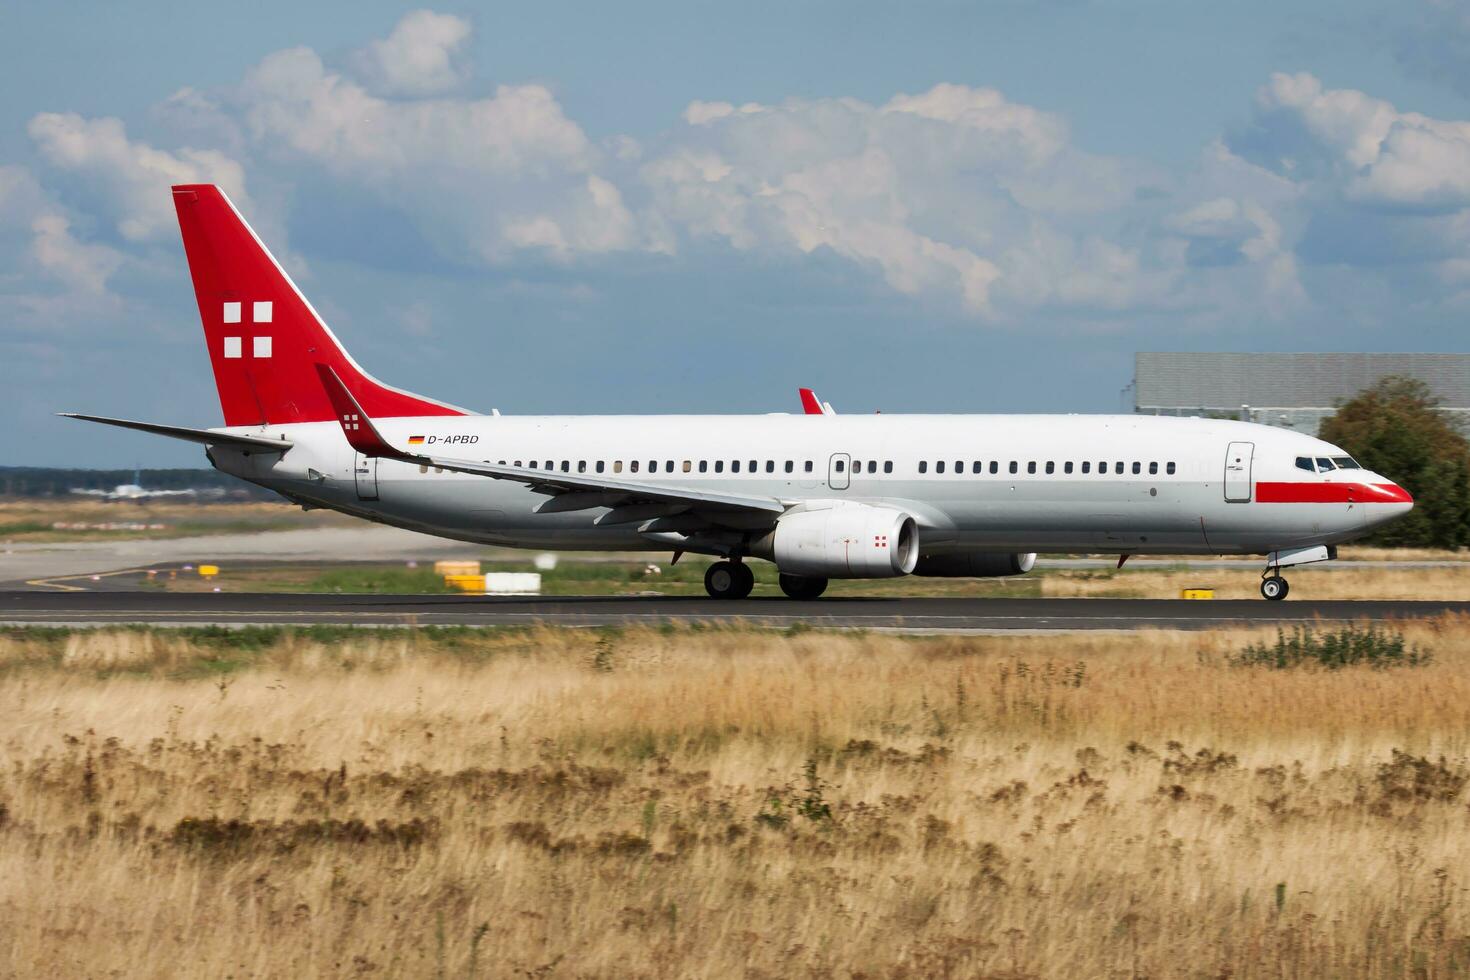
{"left": 71, "top": 469, "right": 199, "bottom": 501}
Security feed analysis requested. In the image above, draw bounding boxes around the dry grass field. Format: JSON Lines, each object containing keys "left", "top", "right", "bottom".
{"left": 0, "top": 499, "right": 352, "bottom": 542}
{"left": 5, "top": 621, "right": 1470, "bottom": 977}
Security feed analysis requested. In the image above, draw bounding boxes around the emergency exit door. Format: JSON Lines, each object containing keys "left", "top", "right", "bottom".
{"left": 1224, "top": 441, "right": 1253, "bottom": 502}
{"left": 828, "top": 453, "right": 851, "bottom": 490}
{"left": 355, "top": 453, "right": 379, "bottom": 501}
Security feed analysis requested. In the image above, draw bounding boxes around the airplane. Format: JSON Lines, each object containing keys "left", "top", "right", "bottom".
{"left": 63, "top": 184, "right": 1413, "bottom": 601}
{"left": 70, "top": 468, "right": 199, "bottom": 501}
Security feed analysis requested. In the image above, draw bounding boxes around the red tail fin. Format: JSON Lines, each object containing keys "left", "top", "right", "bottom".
{"left": 172, "top": 184, "right": 471, "bottom": 426}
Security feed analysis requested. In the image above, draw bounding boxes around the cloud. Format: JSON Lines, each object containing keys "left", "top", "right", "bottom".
{"left": 644, "top": 86, "right": 1164, "bottom": 317}
{"left": 27, "top": 112, "right": 251, "bottom": 241}
{"left": 1230, "top": 71, "right": 1470, "bottom": 209}
{"left": 28, "top": 213, "right": 122, "bottom": 295}
{"left": 353, "top": 10, "right": 472, "bottom": 96}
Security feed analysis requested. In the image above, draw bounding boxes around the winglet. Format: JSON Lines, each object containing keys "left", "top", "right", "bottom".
{"left": 314, "top": 363, "right": 413, "bottom": 460}
{"left": 798, "top": 388, "right": 823, "bottom": 415}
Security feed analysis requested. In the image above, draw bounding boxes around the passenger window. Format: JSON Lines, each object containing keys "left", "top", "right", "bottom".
{"left": 835, "top": 460, "right": 846, "bottom": 473}
{"left": 514, "top": 460, "right": 522, "bottom": 468}
{"left": 1130, "top": 462, "right": 1140, "bottom": 475}
{"left": 1148, "top": 462, "right": 1158, "bottom": 475}
{"left": 955, "top": 460, "right": 963, "bottom": 473}
{"left": 545, "top": 461, "right": 553, "bottom": 470}
{"left": 989, "top": 461, "right": 998, "bottom": 474}
{"left": 1009, "top": 461, "right": 1018, "bottom": 474}
{"left": 578, "top": 461, "right": 587, "bottom": 473}
{"left": 765, "top": 460, "right": 775, "bottom": 473}
{"left": 732, "top": 460, "right": 741, "bottom": 473}
{"left": 419, "top": 464, "right": 428, "bottom": 474}
{"left": 596, "top": 461, "right": 605, "bottom": 473}
{"left": 683, "top": 460, "right": 692, "bottom": 473}
{"left": 1295, "top": 457, "right": 1314, "bottom": 472}
{"left": 804, "top": 460, "right": 813, "bottom": 472}
{"left": 1045, "top": 461, "right": 1055, "bottom": 474}
{"left": 1081, "top": 461, "right": 1091, "bottom": 474}
{"left": 630, "top": 460, "right": 639, "bottom": 473}
{"left": 714, "top": 460, "right": 723, "bottom": 473}
{"left": 1316, "top": 457, "right": 1335, "bottom": 472}
{"left": 1116, "top": 461, "right": 1124, "bottom": 474}
{"left": 787, "top": 461, "right": 795, "bottom": 473}
{"left": 614, "top": 461, "right": 623, "bottom": 473}
{"left": 1166, "top": 462, "right": 1175, "bottom": 475}
{"left": 1027, "top": 462, "right": 1037, "bottom": 475}
{"left": 1064, "top": 461, "right": 1073, "bottom": 474}
{"left": 561, "top": 461, "right": 570, "bottom": 472}
{"left": 649, "top": 460, "right": 657, "bottom": 473}
{"left": 919, "top": 461, "right": 928, "bottom": 474}
{"left": 883, "top": 461, "right": 893, "bottom": 474}
{"left": 749, "top": 460, "right": 757, "bottom": 471}
{"left": 852, "top": 460, "right": 861, "bottom": 473}
{"left": 937, "top": 461, "right": 946, "bottom": 474}
{"left": 698, "top": 461, "right": 707, "bottom": 473}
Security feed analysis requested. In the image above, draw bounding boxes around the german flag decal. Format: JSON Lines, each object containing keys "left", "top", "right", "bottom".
{"left": 408, "top": 435, "right": 425, "bottom": 445}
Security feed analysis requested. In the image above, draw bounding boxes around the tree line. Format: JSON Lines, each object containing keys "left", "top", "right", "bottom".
{"left": 1319, "top": 377, "right": 1470, "bottom": 550}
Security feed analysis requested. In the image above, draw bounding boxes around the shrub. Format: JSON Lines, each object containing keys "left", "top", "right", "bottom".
{"left": 1229, "top": 624, "right": 1431, "bottom": 670}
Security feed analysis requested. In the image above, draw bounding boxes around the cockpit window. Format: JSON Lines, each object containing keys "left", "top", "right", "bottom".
{"left": 1333, "top": 456, "right": 1362, "bottom": 469}
{"left": 1315, "top": 457, "right": 1336, "bottom": 472}
{"left": 1295, "top": 457, "right": 1314, "bottom": 472}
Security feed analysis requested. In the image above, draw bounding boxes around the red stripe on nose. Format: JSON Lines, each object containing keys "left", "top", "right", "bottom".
{"left": 1255, "top": 482, "right": 1414, "bottom": 504}
{"left": 1372, "top": 483, "right": 1413, "bottom": 503}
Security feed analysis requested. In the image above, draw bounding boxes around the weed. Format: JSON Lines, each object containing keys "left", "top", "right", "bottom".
{"left": 1229, "top": 624, "right": 1431, "bottom": 670}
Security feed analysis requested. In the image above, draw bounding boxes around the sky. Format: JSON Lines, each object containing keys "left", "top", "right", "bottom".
{"left": 4, "top": 0, "right": 1470, "bottom": 466}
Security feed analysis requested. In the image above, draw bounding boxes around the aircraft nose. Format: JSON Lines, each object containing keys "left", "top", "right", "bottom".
{"left": 1367, "top": 481, "right": 1414, "bottom": 522}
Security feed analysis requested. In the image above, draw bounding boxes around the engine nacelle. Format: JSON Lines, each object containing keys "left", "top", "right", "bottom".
{"left": 913, "top": 551, "right": 1037, "bottom": 577}
{"left": 752, "top": 503, "right": 919, "bottom": 578}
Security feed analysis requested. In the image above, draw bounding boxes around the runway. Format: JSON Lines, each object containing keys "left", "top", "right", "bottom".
{"left": 2, "top": 590, "right": 1466, "bottom": 631}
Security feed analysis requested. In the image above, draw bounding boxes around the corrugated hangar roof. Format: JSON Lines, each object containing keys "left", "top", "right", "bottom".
{"left": 1135, "top": 353, "right": 1470, "bottom": 410}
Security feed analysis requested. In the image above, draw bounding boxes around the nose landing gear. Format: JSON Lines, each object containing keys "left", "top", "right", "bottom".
{"left": 1260, "top": 574, "right": 1290, "bottom": 601}
{"left": 704, "top": 559, "right": 754, "bottom": 599}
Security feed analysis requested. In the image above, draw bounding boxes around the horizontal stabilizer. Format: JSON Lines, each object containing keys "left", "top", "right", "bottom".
{"left": 59, "top": 413, "right": 293, "bottom": 452}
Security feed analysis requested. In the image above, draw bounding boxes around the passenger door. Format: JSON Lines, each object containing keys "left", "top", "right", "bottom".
{"left": 828, "top": 453, "right": 851, "bottom": 491}
{"left": 354, "top": 452, "right": 379, "bottom": 501}
{"left": 1223, "top": 442, "right": 1253, "bottom": 503}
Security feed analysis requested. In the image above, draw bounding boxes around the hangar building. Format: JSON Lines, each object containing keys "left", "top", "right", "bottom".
{"left": 1133, "top": 352, "right": 1470, "bottom": 434}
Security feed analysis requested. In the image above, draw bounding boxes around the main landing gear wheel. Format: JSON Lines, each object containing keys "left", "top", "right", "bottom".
{"left": 1260, "top": 575, "right": 1290, "bottom": 601}
{"left": 705, "top": 560, "right": 754, "bottom": 599}
{"left": 778, "top": 573, "right": 828, "bottom": 600}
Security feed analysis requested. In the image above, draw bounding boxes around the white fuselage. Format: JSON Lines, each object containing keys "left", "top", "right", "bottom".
{"left": 207, "top": 413, "right": 1409, "bottom": 560}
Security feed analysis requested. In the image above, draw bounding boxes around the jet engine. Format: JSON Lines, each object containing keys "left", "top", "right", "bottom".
{"left": 752, "top": 503, "right": 918, "bottom": 578}
{"left": 913, "top": 551, "right": 1037, "bottom": 577}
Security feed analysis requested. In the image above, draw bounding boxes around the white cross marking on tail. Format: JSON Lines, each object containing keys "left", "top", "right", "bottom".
{"left": 341, "top": 413, "right": 358, "bottom": 431}
{"left": 222, "top": 300, "right": 273, "bottom": 357}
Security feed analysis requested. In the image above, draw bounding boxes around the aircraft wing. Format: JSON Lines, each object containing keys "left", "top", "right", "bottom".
{"left": 59, "top": 414, "right": 293, "bottom": 452}
{"left": 798, "top": 388, "right": 836, "bottom": 415}
{"left": 315, "top": 365, "right": 785, "bottom": 517}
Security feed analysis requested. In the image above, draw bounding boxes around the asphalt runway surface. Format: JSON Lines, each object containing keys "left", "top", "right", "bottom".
{"left": 2, "top": 590, "right": 1467, "bottom": 631}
